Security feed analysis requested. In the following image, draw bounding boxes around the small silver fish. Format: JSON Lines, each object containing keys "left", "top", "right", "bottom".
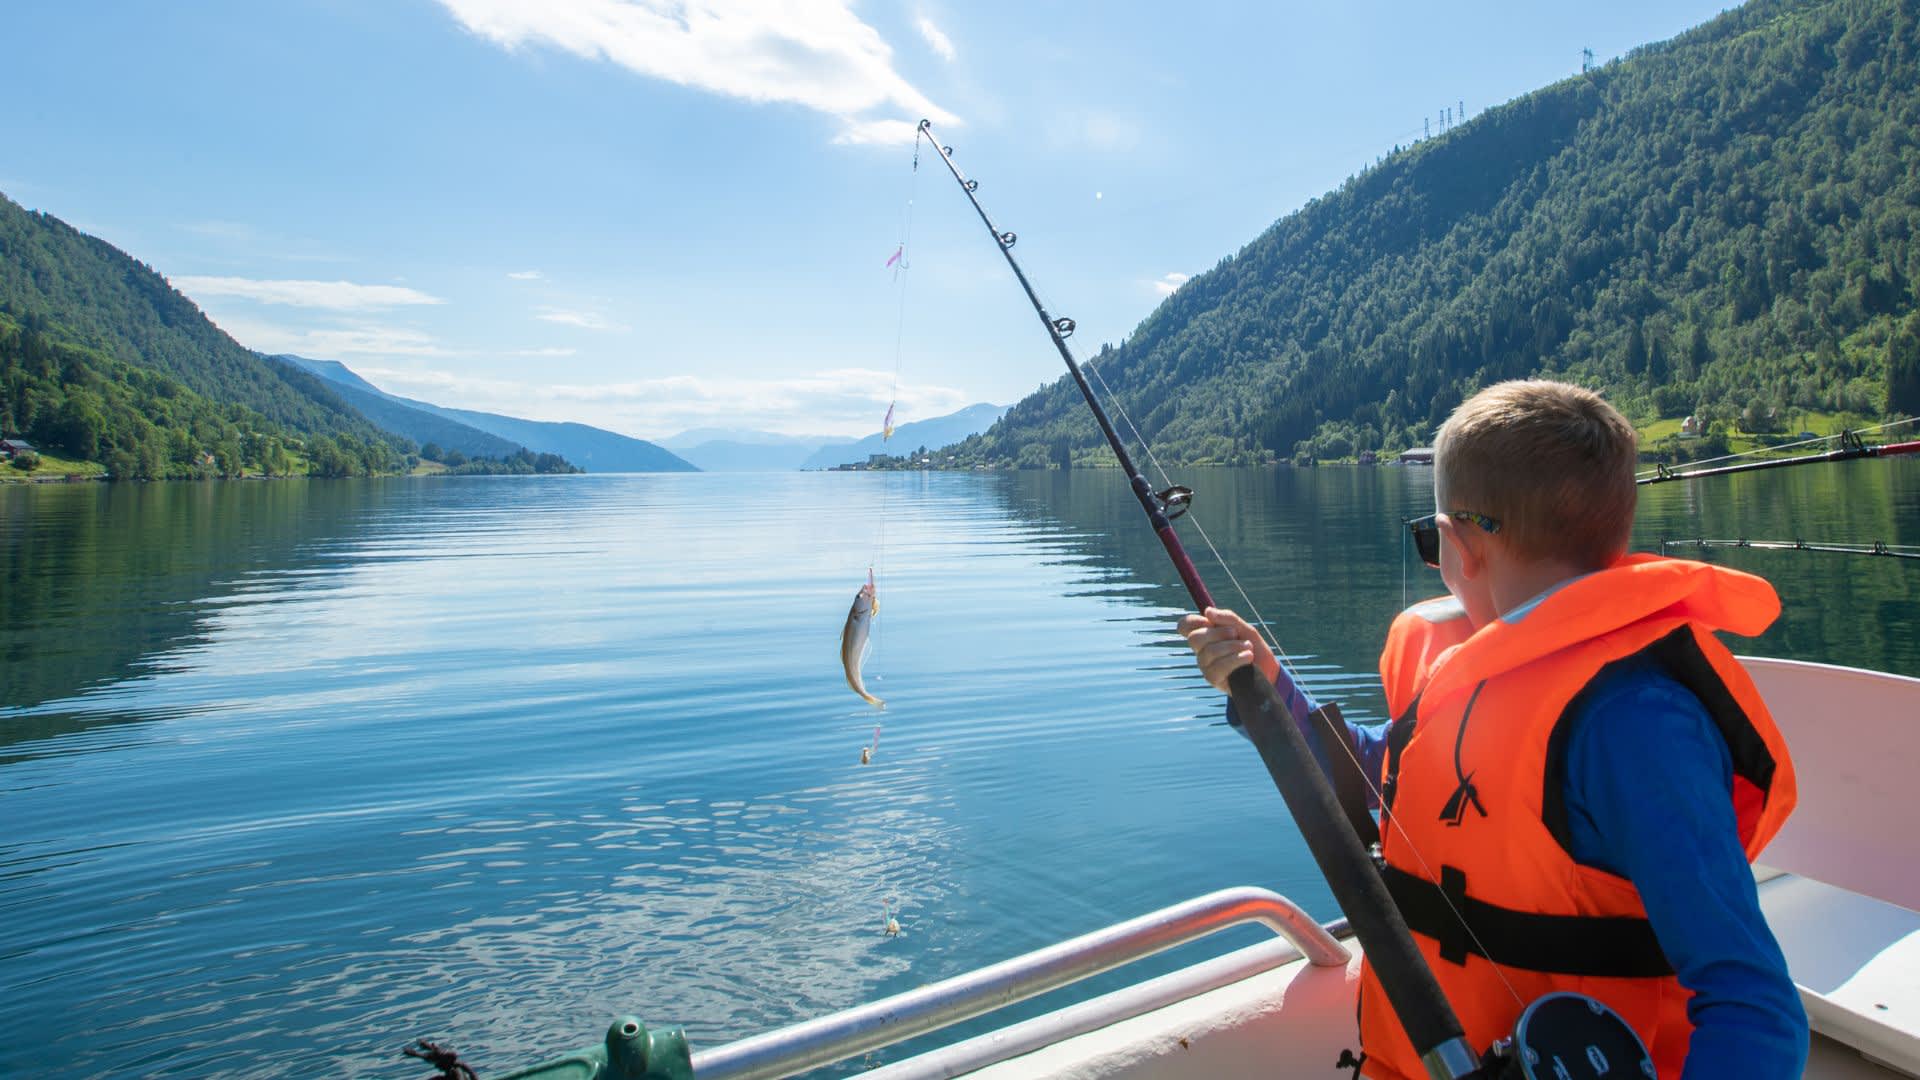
{"left": 841, "top": 571, "right": 884, "bottom": 708}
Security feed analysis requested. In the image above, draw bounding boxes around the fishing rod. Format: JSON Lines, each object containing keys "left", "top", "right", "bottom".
{"left": 918, "top": 119, "right": 1485, "bottom": 1079}
{"left": 1661, "top": 537, "right": 1920, "bottom": 561}
{"left": 1638, "top": 428, "right": 1920, "bottom": 485}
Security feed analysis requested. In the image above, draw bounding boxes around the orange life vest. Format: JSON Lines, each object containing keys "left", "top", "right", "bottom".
{"left": 1379, "top": 595, "right": 1474, "bottom": 723}
{"left": 1357, "top": 556, "right": 1797, "bottom": 1080}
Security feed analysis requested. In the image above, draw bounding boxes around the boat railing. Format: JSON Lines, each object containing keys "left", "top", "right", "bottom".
{"left": 689, "top": 886, "right": 1349, "bottom": 1080}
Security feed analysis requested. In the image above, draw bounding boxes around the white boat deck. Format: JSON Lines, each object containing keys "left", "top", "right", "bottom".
{"left": 885, "top": 658, "right": 1920, "bottom": 1080}
{"left": 924, "top": 868, "right": 1920, "bottom": 1080}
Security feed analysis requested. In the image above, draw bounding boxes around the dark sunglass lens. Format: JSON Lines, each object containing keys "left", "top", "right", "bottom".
{"left": 1409, "top": 517, "right": 1440, "bottom": 567}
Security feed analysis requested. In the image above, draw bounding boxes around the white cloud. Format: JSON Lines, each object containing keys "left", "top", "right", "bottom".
{"left": 916, "top": 16, "right": 954, "bottom": 62}
{"left": 436, "top": 0, "right": 958, "bottom": 144}
{"left": 537, "top": 307, "right": 628, "bottom": 331}
{"left": 515, "top": 346, "right": 578, "bottom": 357}
{"left": 507, "top": 269, "right": 543, "bottom": 280}
{"left": 356, "top": 364, "right": 971, "bottom": 438}
{"left": 1152, "top": 272, "right": 1190, "bottom": 297}
{"left": 212, "top": 316, "right": 449, "bottom": 358}
{"left": 175, "top": 275, "right": 444, "bottom": 310}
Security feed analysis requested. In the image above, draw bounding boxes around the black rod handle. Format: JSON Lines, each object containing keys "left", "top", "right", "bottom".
{"left": 1226, "top": 665, "right": 1471, "bottom": 1069}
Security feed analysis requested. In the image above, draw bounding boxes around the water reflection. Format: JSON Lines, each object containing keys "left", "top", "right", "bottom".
{"left": 0, "top": 463, "right": 1913, "bottom": 1078}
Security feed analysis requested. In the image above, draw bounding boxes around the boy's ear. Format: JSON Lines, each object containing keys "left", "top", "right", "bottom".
{"left": 1438, "top": 513, "right": 1487, "bottom": 580}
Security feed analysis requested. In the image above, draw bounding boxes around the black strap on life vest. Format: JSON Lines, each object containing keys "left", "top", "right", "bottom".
{"left": 1541, "top": 627, "right": 1779, "bottom": 858}
{"left": 1380, "top": 863, "right": 1675, "bottom": 978}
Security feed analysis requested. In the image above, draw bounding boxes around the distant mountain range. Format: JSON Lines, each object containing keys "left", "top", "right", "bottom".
{"left": 269, "top": 356, "right": 524, "bottom": 459}
{"left": 663, "top": 431, "right": 829, "bottom": 471}
{"left": 281, "top": 356, "right": 696, "bottom": 473}
{"left": 799, "top": 404, "right": 1009, "bottom": 469}
{"left": 663, "top": 404, "right": 1008, "bottom": 470}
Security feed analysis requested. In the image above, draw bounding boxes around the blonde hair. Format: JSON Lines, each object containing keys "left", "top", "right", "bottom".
{"left": 1434, "top": 380, "right": 1638, "bottom": 570}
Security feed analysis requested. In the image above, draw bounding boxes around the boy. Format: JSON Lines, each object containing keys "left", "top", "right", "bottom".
{"left": 1181, "top": 381, "right": 1806, "bottom": 1078}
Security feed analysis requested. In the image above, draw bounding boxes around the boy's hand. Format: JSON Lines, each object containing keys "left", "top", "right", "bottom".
{"left": 1179, "top": 607, "right": 1280, "bottom": 693}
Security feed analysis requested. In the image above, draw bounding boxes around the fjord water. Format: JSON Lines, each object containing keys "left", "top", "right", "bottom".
{"left": 2, "top": 465, "right": 1916, "bottom": 1077}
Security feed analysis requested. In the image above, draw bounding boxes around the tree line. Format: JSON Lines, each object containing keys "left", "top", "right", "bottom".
{"left": 956, "top": 0, "right": 1920, "bottom": 468}
{"left": 1, "top": 313, "right": 577, "bottom": 479}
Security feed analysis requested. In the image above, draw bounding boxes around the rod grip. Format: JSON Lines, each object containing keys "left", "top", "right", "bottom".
{"left": 1225, "top": 664, "right": 1467, "bottom": 1063}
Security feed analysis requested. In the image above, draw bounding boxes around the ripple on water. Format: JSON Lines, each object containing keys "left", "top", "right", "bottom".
{"left": 4, "top": 466, "right": 1914, "bottom": 1076}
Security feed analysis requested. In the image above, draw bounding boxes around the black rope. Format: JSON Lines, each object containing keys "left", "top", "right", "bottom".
{"left": 403, "top": 1039, "right": 479, "bottom": 1080}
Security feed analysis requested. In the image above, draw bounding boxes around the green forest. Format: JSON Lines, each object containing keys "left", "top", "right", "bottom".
{"left": 0, "top": 195, "right": 577, "bottom": 480}
{"left": 2, "top": 310, "right": 318, "bottom": 479}
{"left": 956, "top": 0, "right": 1920, "bottom": 467}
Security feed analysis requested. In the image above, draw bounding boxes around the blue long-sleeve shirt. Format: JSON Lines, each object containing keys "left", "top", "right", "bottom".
{"left": 1227, "top": 658, "right": 1807, "bottom": 1077}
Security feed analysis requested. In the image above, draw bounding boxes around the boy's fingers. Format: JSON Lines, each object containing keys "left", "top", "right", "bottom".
{"left": 1186, "top": 627, "right": 1241, "bottom": 657}
{"left": 1204, "top": 607, "right": 1253, "bottom": 636}
{"left": 1198, "top": 640, "right": 1255, "bottom": 671}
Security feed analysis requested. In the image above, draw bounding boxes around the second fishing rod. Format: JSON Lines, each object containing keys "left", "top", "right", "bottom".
{"left": 916, "top": 119, "right": 1488, "bottom": 1080}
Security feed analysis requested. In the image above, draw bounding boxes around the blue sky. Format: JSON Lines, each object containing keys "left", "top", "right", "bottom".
{"left": 3, "top": 1, "right": 1735, "bottom": 440}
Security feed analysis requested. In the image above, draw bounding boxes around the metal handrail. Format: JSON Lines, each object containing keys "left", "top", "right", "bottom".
{"left": 689, "top": 886, "right": 1348, "bottom": 1080}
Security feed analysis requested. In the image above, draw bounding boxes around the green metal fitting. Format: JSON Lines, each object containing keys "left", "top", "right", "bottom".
{"left": 491, "top": 1016, "right": 694, "bottom": 1080}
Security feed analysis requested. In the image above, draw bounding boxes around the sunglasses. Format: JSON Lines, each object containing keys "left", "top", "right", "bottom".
{"left": 1407, "top": 510, "right": 1502, "bottom": 568}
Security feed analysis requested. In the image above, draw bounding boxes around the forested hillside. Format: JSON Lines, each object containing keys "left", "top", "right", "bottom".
{"left": 959, "top": 0, "right": 1920, "bottom": 466}
{"left": 0, "top": 312, "right": 330, "bottom": 479}
{"left": 0, "top": 193, "right": 410, "bottom": 477}
{"left": 0, "top": 196, "right": 386, "bottom": 438}
{"left": 0, "top": 197, "right": 589, "bottom": 479}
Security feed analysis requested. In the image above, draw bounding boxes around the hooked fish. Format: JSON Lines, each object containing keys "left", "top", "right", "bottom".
{"left": 841, "top": 571, "right": 884, "bottom": 708}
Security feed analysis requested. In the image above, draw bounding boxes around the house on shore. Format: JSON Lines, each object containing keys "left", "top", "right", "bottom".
{"left": 1396, "top": 446, "right": 1435, "bottom": 465}
{"left": 0, "top": 438, "right": 35, "bottom": 460}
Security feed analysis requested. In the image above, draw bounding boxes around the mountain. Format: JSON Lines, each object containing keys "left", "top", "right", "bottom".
{"left": 279, "top": 356, "right": 384, "bottom": 397}
{"left": 660, "top": 406, "right": 1009, "bottom": 471}
{"left": 661, "top": 427, "right": 834, "bottom": 449}
{"left": 661, "top": 427, "right": 837, "bottom": 472}
{"left": 801, "top": 403, "right": 1009, "bottom": 469}
{"left": 673, "top": 438, "right": 829, "bottom": 472}
{"left": 0, "top": 193, "right": 397, "bottom": 479}
{"left": 425, "top": 408, "right": 696, "bottom": 472}
{"left": 274, "top": 355, "right": 525, "bottom": 460}
{"left": 288, "top": 356, "right": 697, "bottom": 473}
{"left": 959, "top": 0, "right": 1920, "bottom": 466}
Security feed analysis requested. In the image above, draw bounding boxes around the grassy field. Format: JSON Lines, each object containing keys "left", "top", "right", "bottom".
{"left": 0, "top": 451, "right": 108, "bottom": 481}
{"left": 1635, "top": 410, "right": 1881, "bottom": 462}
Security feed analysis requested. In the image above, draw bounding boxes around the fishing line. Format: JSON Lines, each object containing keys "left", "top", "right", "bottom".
{"left": 923, "top": 122, "right": 1523, "bottom": 1042}
{"left": 1078, "top": 352, "right": 1307, "bottom": 684}
{"left": 1402, "top": 523, "right": 1411, "bottom": 612}
{"left": 1032, "top": 208, "right": 1531, "bottom": 1015}
{"left": 870, "top": 132, "right": 923, "bottom": 664}
{"left": 1082, "top": 353, "right": 1527, "bottom": 1010}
